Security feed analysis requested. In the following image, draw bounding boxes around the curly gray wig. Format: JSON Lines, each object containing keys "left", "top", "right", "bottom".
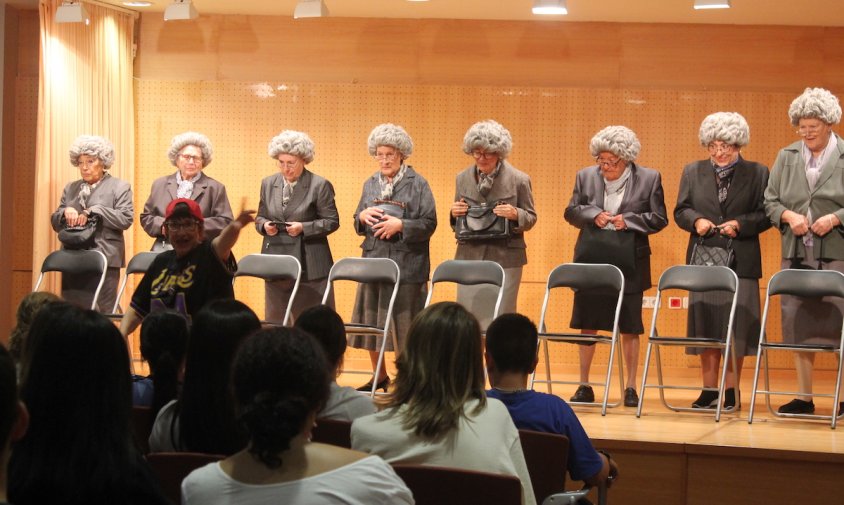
{"left": 68, "top": 135, "right": 115, "bottom": 169}
{"left": 590, "top": 126, "right": 641, "bottom": 162}
{"left": 788, "top": 87, "right": 842, "bottom": 126}
{"left": 167, "top": 131, "right": 213, "bottom": 167}
{"left": 699, "top": 112, "right": 750, "bottom": 147}
{"left": 267, "top": 130, "right": 315, "bottom": 164}
{"left": 367, "top": 123, "right": 413, "bottom": 158}
{"left": 462, "top": 120, "right": 513, "bottom": 159}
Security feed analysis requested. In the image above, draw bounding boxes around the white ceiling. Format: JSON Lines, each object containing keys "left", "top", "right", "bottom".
{"left": 38, "top": 0, "right": 844, "bottom": 27}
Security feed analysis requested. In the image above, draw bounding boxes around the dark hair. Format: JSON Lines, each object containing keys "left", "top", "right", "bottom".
{"left": 388, "top": 302, "right": 486, "bottom": 437}
{"left": 179, "top": 299, "right": 261, "bottom": 455}
{"left": 8, "top": 291, "right": 60, "bottom": 363}
{"left": 295, "top": 305, "right": 346, "bottom": 372}
{"left": 485, "top": 313, "right": 539, "bottom": 375}
{"left": 9, "top": 301, "right": 166, "bottom": 505}
{"left": 233, "top": 327, "right": 330, "bottom": 469}
{"left": 140, "top": 310, "right": 189, "bottom": 417}
{"left": 0, "top": 344, "right": 18, "bottom": 450}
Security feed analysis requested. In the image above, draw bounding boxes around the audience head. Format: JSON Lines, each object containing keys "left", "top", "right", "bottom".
{"left": 140, "top": 310, "right": 189, "bottom": 415}
{"left": 233, "top": 326, "right": 331, "bottom": 469}
{"left": 295, "top": 305, "right": 346, "bottom": 375}
{"left": 389, "top": 302, "right": 486, "bottom": 437}
{"left": 179, "top": 298, "right": 261, "bottom": 454}
{"left": 485, "top": 313, "right": 539, "bottom": 377}
{"left": 0, "top": 344, "right": 27, "bottom": 464}
{"left": 8, "top": 291, "right": 60, "bottom": 364}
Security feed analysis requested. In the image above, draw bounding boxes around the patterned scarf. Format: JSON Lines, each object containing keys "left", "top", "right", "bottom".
{"left": 176, "top": 171, "right": 202, "bottom": 199}
{"left": 78, "top": 172, "right": 108, "bottom": 209}
{"left": 281, "top": 179, "right": 298, "bottom": 210}
{"left": 379, "top": 164, "right": 407, "bottom": 200}
{"left": 712, "top": 156, "right": 740, "bottom": 204}
{"left": 477, "top": 161, "right": 502, "bottom": 196}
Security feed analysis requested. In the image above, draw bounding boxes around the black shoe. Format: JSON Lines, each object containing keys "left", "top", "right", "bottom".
{"left": 357, "top": 376, "right": 390, "bottom": 393}
{"left": 692, "top": 389, "right": 719, "bottom": 409}
{"left": 723, "top": 388, "right": 739, "bottom": 411}
{"left": 777, "top": 398, "right": 815, "bottom": 414}
{"left": 624, "top": 387, "right": 639, "bottom": 407}
{"left": 570, "top": 385, "right": 595, "bottom": 403}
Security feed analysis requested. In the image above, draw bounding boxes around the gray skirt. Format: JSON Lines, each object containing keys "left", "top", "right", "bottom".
{"left": 685, "top": 276, "right": 761, "bottom": 357}
{"left": 780, "top": 249, "right": 844, "bottom": 346}
{"left": 348, "top": 282, "right": 426, "bottom": 354}
{"left": 264, "top": 277, "right": 332, "bottom": 325}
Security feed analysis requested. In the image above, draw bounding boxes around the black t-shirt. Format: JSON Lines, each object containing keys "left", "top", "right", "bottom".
{"left": 130, "top": 241, "right": 236, "bottom": 321}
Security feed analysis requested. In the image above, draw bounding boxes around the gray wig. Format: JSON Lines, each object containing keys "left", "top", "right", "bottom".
{"left": 788, "top": 87, "right": 842, "bottom": 126}
{"left": 267, "top": 130, "right": 315, "bottom": 164}
{"left": 590, "top": 126, "right": 641, "bottom": 162}
{"left": 69, "top": 135, "right": 115, "bottom": 169}
{"left": 699, "top": 112, "right": 750, "bottom": 147}
{"left": 167, "top": 131, "right": 214, "bottom": 167}
{"left": 462, "top": 120, "right": 513, "bottom": 159}
{"left": 367, "top": 123, "right": 413, "bottom": 158}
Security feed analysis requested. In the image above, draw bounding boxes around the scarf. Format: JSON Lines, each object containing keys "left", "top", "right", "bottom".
{"left": 78, "top": 172, "right": 108, "bottom": 209}
{"left": 176, "top": 171, "right": 202, "bottom": 199}
{"left": 379, "top": 164, "right": 407, "bottom": 200}
{"left": 281, "top": 179, "right": 298, "bottom": 210}
{"left": 602, "top": 164, "right": 631, "bottom": 229}
{"left": 477, "top": 161, "right": 502, "bottom": 196}
{"left": 712, "top": 155, "right": 740, "bottom": 204}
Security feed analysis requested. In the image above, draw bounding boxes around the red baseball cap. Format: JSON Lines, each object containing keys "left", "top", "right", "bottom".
{"left": 165, "top": 198, "right": 204, "bottom": 223}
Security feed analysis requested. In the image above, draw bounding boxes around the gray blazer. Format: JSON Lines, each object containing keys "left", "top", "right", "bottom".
{"left": 451, "top": 161, "right": 537, "bottom": 268}
{"left": 353, "top": 165, "right": 437, "bottom": 284}
{"left": 565, "top": 163, "right": 668, "bottom": 293}
{"left": 255, "top": 170, "right": 340, "bottom": 281}
{"left": 765, "top": 135, "right": 844, "bottom": 261}
{"left": 140, "top": 172, "right": 234, "bottom": 244}
{"left": 50, "top": 174, "right": 134, "bottom": 268}
{"left": 675, "top": 158, "right": 771, "bottom": 279}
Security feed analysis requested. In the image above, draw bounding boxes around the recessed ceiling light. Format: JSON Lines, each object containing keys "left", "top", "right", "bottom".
{"left": 694, "top": 0, "right": 731, "bottom": 9}
{"left": 533, "top": 0, "right": 568, "bottom": 16}
{"left": 123, "top": 1, "right": 153, "bottom": 6}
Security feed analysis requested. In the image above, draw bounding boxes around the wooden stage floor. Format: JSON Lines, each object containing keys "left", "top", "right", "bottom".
{"left": 339, "top": 363, "right": 844, "bottom": 505}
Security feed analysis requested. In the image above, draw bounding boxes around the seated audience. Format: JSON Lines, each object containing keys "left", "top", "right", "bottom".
{"left": 485, "top": 313, "right": 619, "bottom": 488}
{"left": 351, "top": 302, "right": 536, "bottom": 505}
{"left": 9, "top": 302, "right": 168, "bottom": 505}
{"left": 0, "top": 344, "right": 28, "bottom": 504}
{"left": 149, "top": 299, "right": 260, "bottom": 454}
{"left": 8, "top": 292, "right": 60, "bottom": 368}
{"left": 133, "top": 310, "right": 189, "bottom": 418}
{"left": 181, "top": 327, "right": 413, "bottom": 505}
{"left": 295, "top": 305, "right": 376, "bottom": 421}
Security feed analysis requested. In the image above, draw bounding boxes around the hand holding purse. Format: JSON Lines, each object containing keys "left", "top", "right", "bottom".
{"left": 454, "top": 203, "right": 511, "bottom": 241}
{"left": 689, "top": 228, "right": 734, "bottom": 268}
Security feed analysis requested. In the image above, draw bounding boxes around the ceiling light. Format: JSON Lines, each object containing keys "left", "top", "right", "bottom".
{"left": 294, "top": 0, "right": 329, "bottom": 19}
{"left": 164, "top": 0, "right": 198, "bottom": 21}
{"left": 123, "top": 1, "right": 152, "bottom": 6}
{"left": 694, "top": 0, "right": 731, "bottom": 9}
{"left": 532, "top": 0, "right": 567, "bottom": 15}
{"left": 55, "top": 1, "right": 90, "bottom": 25}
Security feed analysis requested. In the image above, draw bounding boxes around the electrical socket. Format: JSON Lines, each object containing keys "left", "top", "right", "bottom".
{"left": 642, "top": 296, "right": 657, "bottom": 309}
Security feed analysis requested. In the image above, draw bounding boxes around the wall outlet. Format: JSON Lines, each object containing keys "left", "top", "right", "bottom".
{"left": 668, "top": 296, "right": 682, "bottom": 309}
{"left": 642, "top": 296, "right": 657, "bottom": 309}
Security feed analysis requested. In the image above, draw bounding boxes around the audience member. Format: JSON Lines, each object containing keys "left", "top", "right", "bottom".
{"left": 9, "top": 302, "right": 168, "bottom": 505}
{"left": 351, "top": 302, "right": 536, "bottom": 505}
{"left": 8, "top": 292, "right": 60, "bottom": 366}
{"left": 0, "top": 344, "right": 28, "bottom": 505}
{"left": 295, "top": 305, "right": 376, "bottom": 421}
{"left": 149, "top": 299, "right": 260, "bottom": 454}
{"left": 134, "top": 310, "right": 189, "bottom": 418}
{"left": 485, "top": 313, "right": 619, "bottom": 488}
{"left": 181, "top": 327, "right": 413, "bottom": 505}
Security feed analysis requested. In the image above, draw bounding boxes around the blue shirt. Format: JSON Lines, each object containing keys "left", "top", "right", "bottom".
{"left": 487, "top": 389, "right": 603, "bottom": 482}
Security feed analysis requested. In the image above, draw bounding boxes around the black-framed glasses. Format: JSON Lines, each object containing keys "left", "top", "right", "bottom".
{"left": 165, "top": 220, "right": 199, "bottom": 232}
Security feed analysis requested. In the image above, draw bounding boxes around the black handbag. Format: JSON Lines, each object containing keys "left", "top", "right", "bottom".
{"left": 573, "top": 226, "right": 636, "bottom": 276}
{"left": 454, "top": 204, "right": 511, "bottom": 241}
{"left": 689, "top": 232, "right": 735, "bottom": 268}
{"left": 58, "top": 214, "right": 100, "bottom": 250}
{"left": 372, "top": 198, "right": 406, "bottom": 219}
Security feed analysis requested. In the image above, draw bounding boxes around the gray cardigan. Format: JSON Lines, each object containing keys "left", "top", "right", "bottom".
{"left": 352, "top": 165, "right": 437, "bottom": 284}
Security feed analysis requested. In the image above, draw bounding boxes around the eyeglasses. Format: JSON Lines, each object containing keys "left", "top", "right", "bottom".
{"left": 472, "top": 151, "right": 497, "bottom": 160}
{"left": 374, "top": 152, "right": 399, "bottom": 161}
{"left": 595, "top": 157, "right": 622, "bottom": 168}
{"left": 707, "top": 143, "right": 735, "bottom": 155}
{"left": 179, "top": 154, "right": 204, "bottom": 164}
{"left": 165, "top": 220, "right": 199, "bottom": 232}
{"left": 276, "top": 160, "right": 300, "bottom": 169}
{"left": 796, "top": 124, "right": 825, "bottom": 136}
